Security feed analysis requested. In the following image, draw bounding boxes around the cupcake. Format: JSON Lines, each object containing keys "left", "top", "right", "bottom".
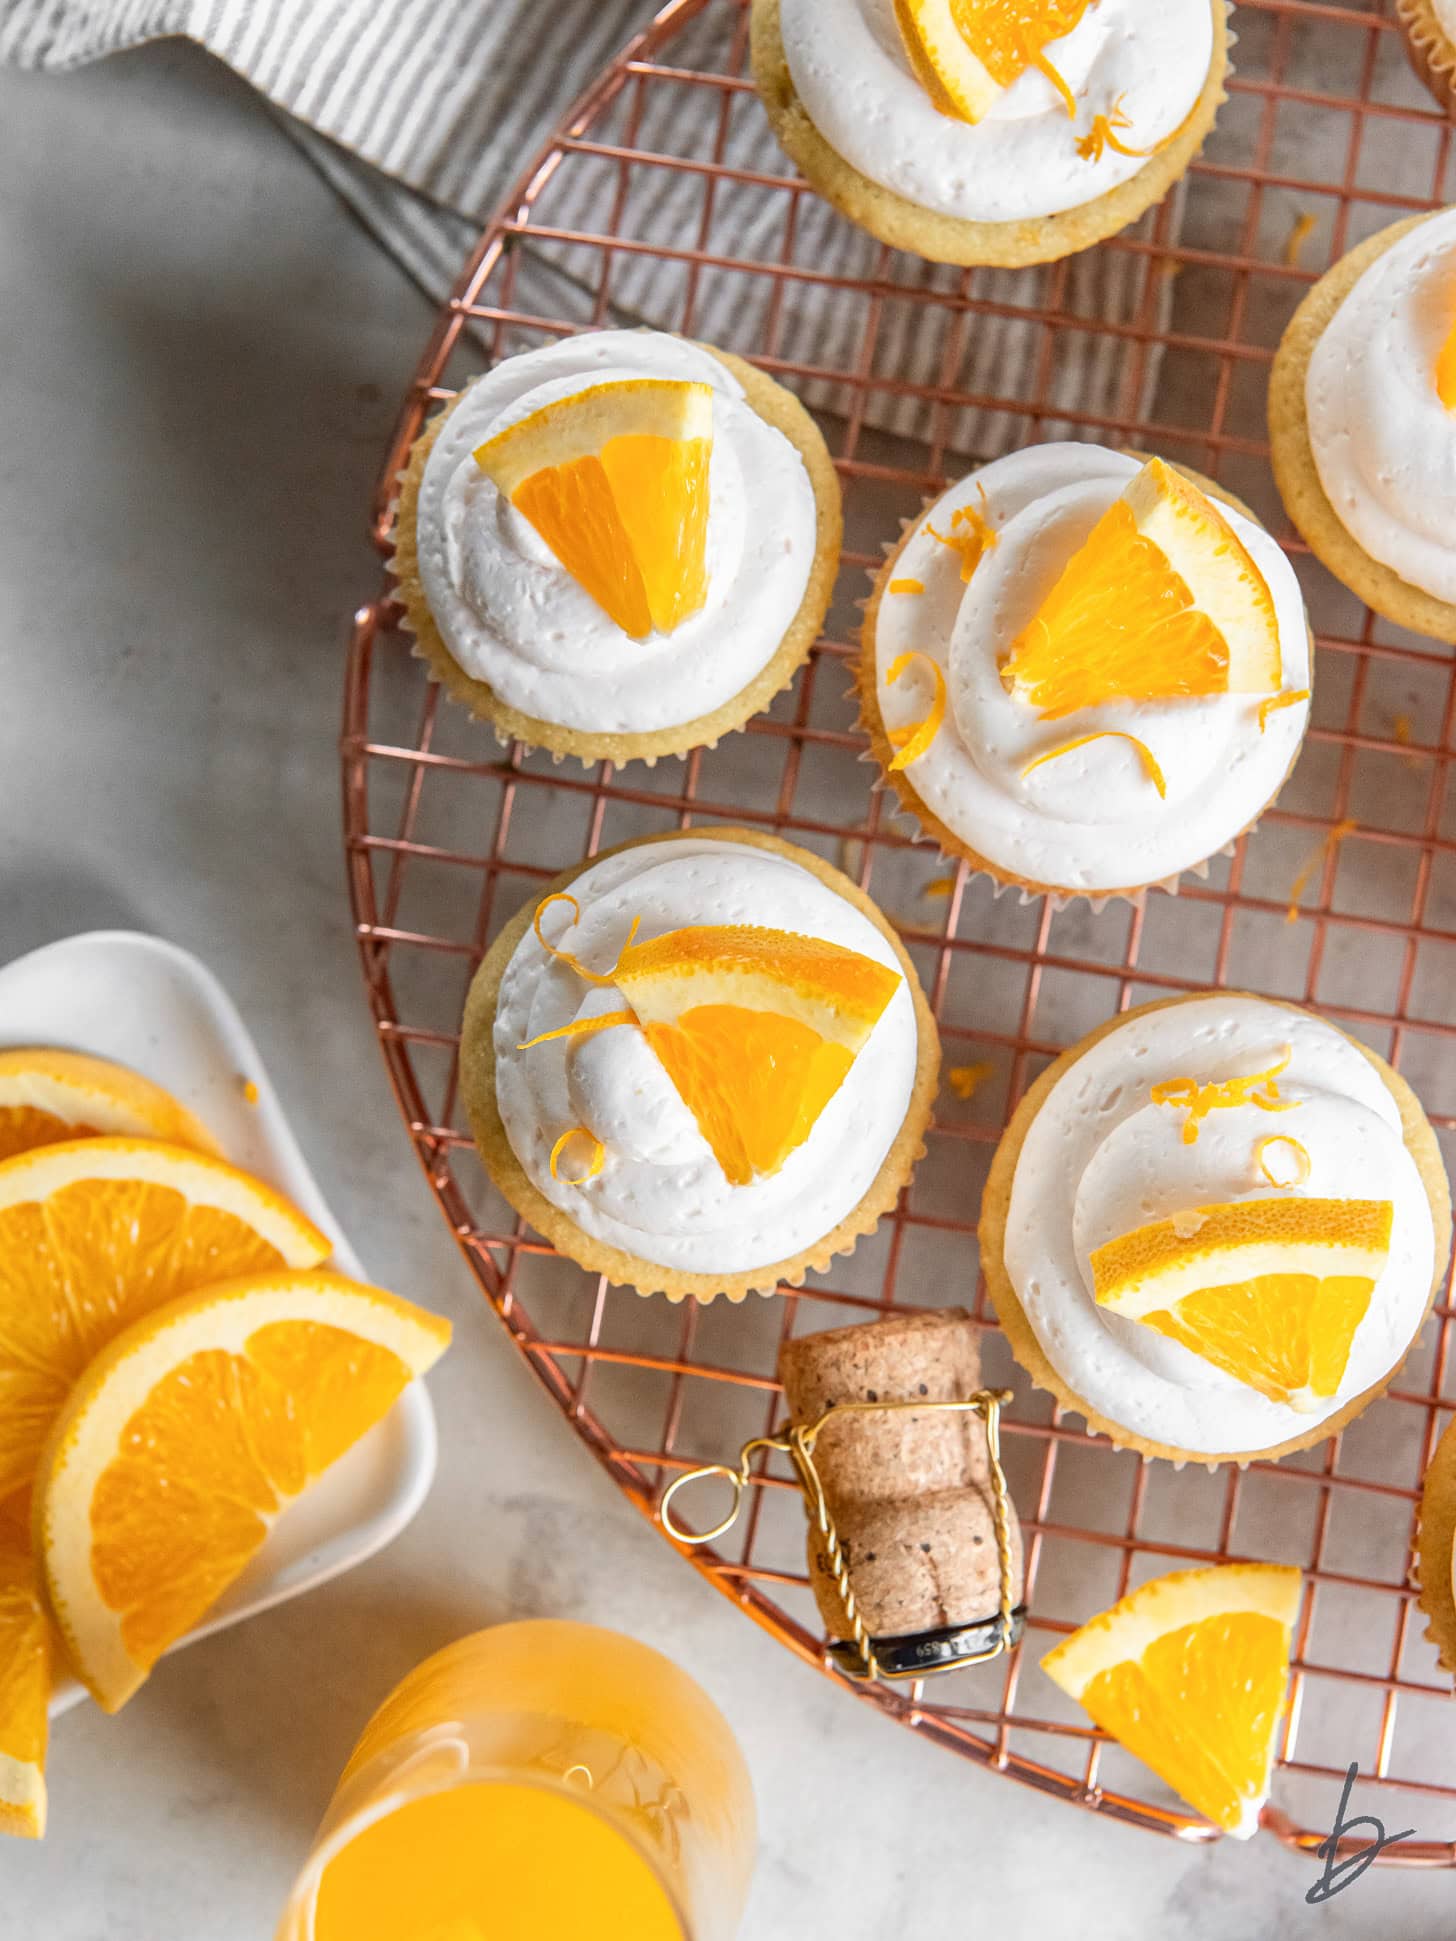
{"left": 1417, "top": 1415, "right": 1456, "bottom": 1677}
{"left": 1269, "top": 208, "right": 1456, "bottom": 644}
{"left": 751, "top": 0, "right": 1228, "bottom": 267}
{"left": 391, "top": 330, "right": 842, "bottom": 764}
{"left": 1397, "top": 0, "right": 1456, "bottom": 118}
{"left": 460, "top": 828, "right": 940, "bottom": 1303}
{"left": 980, "top": 992, "right": 1451, "bottom": 1465}
{"left": 856, "top": 442, "right": 1312, "bottom": 902}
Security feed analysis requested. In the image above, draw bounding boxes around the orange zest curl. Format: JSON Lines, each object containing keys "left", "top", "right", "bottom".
{"left": 889, "top": 577, "right": 925, "bottom": 595}
{"left": 928, "top": 485, "right": 999, "bottom": 583}
{"left": 1257, "top": 689, "right": 1310, "bottom": 732}
{"left": 1436, "top": 314, "right": 1456, "bottom": 412}
{"left": 533, "top": 892, "right": 642, "bottom": 986}
{"left": 1283, "top": 211, "right": 1318, "bottom": 268}
{"left": 517, "top": 1009, "right": 635, "bottom": 1051}
{"left": 1285, "top": 819, "right": 1357, "bottom": 924}
{"left": 1022, "top": 30, "right": 1076, "bottom": 117}
{"left": 885, "top": 651, "right": 947, "bottom": 771}
{"left": 1021, "top": 731, "right": 1166, "bottom": 798}
{"left": 947, "top": 1060, "right": 994, "bottom": 1101}
{"left": 548, "top": 1127, "right": 606, "bottom": 1184}
{"left": 1076, "top": 94, "right": 1162, "bottom": 162}
{"left": 1151, "top": 1047, "right": 1298, "bottom": 1145}
{"left": 1255, "top": 1134, "right": 1311, "bottom": 1189}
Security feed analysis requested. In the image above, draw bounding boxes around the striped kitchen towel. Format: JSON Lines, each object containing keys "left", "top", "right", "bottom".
{"left": 0, "top": 0, "right": 1181, "bottom": 458}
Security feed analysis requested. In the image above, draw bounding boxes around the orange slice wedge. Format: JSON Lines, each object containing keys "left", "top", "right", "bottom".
{"left": 0, "top": 1504, "right": 48, "bottom": 1839}
{"left": 473, "top": 378, "right": 713, "bottom": 640}
{"left": 0, "top": 1137, "right": 331, "bottom": 1505}
{"left": 1437, "top": 314, "right": 1456, "bottom": 413}
{"left": 613, "top": 925, "right": 901, "bottom": 1185}
{"left": 0, "top": 1048, "right": 218, "bottom": 1164}
{"left": 1091, "top": 1197, "right": 1393, "bottom": 1411}
{"left": 895, "top": 0, "right": 1091, "bottom": 123}
{"left": 1042, "top": 1563, "right": 1302, "bottom": 1836}
{"left": 1001, "top": 458, "right": 1280, "bottom": 722}
{"left": 36, "top": 1271, "right": 451, "bottom": 1713}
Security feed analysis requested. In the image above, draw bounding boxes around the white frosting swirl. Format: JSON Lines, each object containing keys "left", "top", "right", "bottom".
{"left": 1306, "top": 209, "right": 1456, "bottom": 606}
{"left": 873, "top": 443, "right": 1310, "bottom": 893}
{"left": 777, "top": 0, "right": 1213, "bottom": 224}
{"left": 1003, "top": 996, "right": 1436, "bottom": 1455}
{"left": 414, "top": 332, "right": 818, "bottom": 734}
{"left": 493, "top": 839, "right": 920, "bottom": 1275}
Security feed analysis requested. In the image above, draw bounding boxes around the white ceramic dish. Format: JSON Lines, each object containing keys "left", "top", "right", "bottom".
{"left": 0, "top": 930, "right": 439, "bottom": 1715}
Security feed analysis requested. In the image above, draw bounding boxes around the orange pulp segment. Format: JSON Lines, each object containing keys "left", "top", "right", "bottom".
{"left": 1042, "top": 1563, "right": 1302, "bottom": 1835}
{"left": 1001, "top": 457, "right": 1280, "bottom": 721}
{"left": 0, "top": 1137, "right": 331, "bottom": 1504}
{"left": 613, "top": 925, "right": 901, "bottom": 1185}
{"left": 1437, "top": 313, "right": 1456, "bottom": 412}
{"left": 0, "top": 1048, "right": 218, "bottom": 1164}
{"left": 895, "top": 0, "right": 1091, "bottom": 123}
{"left": 0, "top": 1508, "right": 48, "bottom": 1839}
{"left": 1091, "top": 1197, "right": 1393, "bottom": 1411}
{"left": 473, "top": 379, "right": 713, "bottom": 639}
{"left": 36, "top": 1271, "right": 451, "bottom": 1712}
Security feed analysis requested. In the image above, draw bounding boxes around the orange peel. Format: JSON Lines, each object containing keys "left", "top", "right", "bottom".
{"left": 1285, "top": 819, "right": 1357, "bottom": 924}
{"left": 1255, "top": 1134, "right": 1311, "bottom": 1189}
{"left": 1022, "top": 730, "right": 1167, "bottom": 798}
{"left": 516, "top": 1010, "right": 635, "bottom": 1051}
{"left": 1151, "top": 1047, "right": 1297, "bottom": 1144}
{"left": 1075, "top": 94, "right": 1164, "bottom": 162}
{"left": 1257, "top": 688, "right": 1309, "bottom": 731}
{"left": 928, "top": 486, "right": 998, "bottom": 582}
{"left": 548, "top": 1128, "right": 606, "bottom": 1184}
{"left": 533, "top": 893, "right": 642, "bottom": 986}
{"left": 885, "top": 651, "right": 947, "bottom": 771}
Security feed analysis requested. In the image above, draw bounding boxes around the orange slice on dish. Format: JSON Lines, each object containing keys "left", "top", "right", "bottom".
{"left": 1437, "top": 313, "right": 1456, "bottom": 412}
{"left": 0, "top": 1048, "right": 218, "bottom": 1164}
{"left": 613, "top": 925, "right": 901, "bottom": 1186}
{"left": 35, "top": 1271, "right": 450, "bottom": 1713}
{"left": 1000, "top": 458, "right": 1280, "bottom": 722}
{"left": 0, "top": 1137, "right": 331, "bottom": 1505}
{"left": 1091, "top": 1197, "right": 1393, "bottom": 1411}
{"left": 0, "top": 1504, "right": 49, "bottom": 1839}
{"left": 1042, "top": 1563, "right": 1302, "bottom": 1837}
{"left": 895, "top": 0, "right": 1091, "bottom": 123}
{"left": 473, "top": 378, "right": 713, "bottom": 640}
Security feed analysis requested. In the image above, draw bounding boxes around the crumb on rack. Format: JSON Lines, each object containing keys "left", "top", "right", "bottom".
{"left": 947, "top": 1060, "right": 994, "bottom": 1102}
{"left": 1392, "top": 713, "right": 1425, "bottom": 770}
{"left": 1286, "top": 819, "right": 1357, "bottom": 923}
{"left": 1283, "top": 211, "right": 1318, "bottom": 267}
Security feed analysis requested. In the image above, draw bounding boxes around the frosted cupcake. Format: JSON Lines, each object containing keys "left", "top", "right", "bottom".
{"left": 392, "top": 330, "right": 841, "bottom": 763}
{"left": 460, "top": 829, "right": 940, "bottom": 1303}
{"left": 751, "top": 0, "right": 1228, "bottom": 266}
{"left": 980, "top": 993, "right": 1451, "bottom": 1465}
{"left": 856, "top": 443, "right": 1311, "bottom": 902}
{"left": 1269, "top": 208, "right": 1456, "bottom": 644}
{"left": 1397, "top": 0, "right": 1456, "bottom": 118}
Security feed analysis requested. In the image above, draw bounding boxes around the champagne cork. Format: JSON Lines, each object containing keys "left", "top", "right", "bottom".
{"left": 777, "top": 1309, "right": 1024, "bottom": 1645}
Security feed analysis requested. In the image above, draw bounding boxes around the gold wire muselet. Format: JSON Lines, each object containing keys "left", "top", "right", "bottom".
{"left": 659, "top": 1389, "right": 1017, "bottom": 1683}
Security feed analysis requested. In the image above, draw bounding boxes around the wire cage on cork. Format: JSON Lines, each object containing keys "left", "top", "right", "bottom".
{"left": 342, "top": 0, "right": 1456, "bottom": 1860}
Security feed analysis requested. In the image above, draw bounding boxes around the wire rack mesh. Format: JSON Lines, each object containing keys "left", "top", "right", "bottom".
{"left": 342, "top": 0, "right": 1456, "bottom": 1858}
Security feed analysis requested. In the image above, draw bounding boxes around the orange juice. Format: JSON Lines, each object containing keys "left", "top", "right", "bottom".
{"left": 276, "top": 1621, "right": 755, "bottom": 1941}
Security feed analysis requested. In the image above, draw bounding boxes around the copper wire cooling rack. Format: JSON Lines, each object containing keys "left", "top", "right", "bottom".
{"left": 342, "top": 0, "right": 1456, "bottom": 1858}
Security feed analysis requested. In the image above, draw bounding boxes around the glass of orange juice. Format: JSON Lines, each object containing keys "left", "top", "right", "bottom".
{"left": 275, "top": 1619, "right": 755, "bottom": 1941}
